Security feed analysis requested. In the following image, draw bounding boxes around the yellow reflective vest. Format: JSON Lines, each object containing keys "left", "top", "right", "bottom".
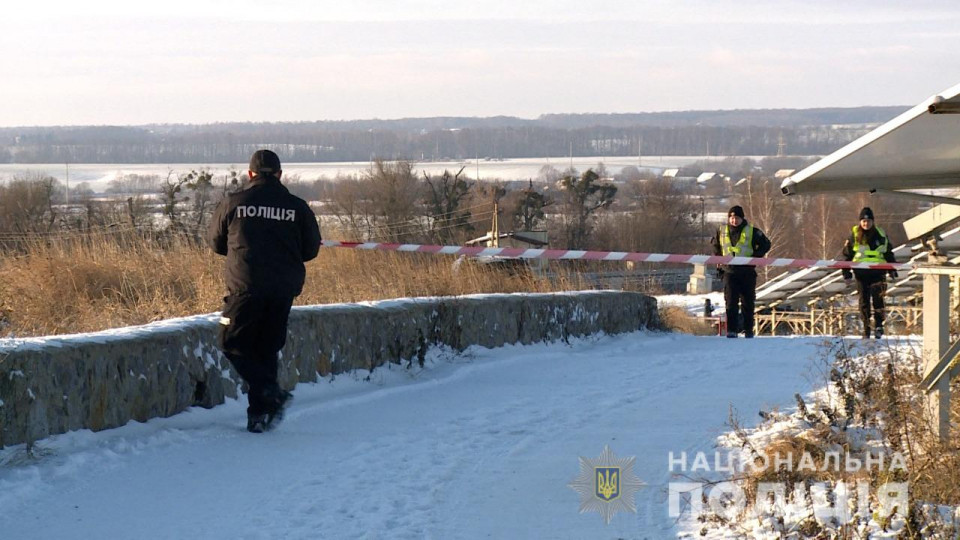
{"left": 851, "top": 225, "right": 888, "bottom": 263}
{"left": 721, "top": 224, "right": 754, "bottom": 257}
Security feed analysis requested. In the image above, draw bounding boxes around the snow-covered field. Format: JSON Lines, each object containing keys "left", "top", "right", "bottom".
{"left": 0, "top": 331, "right": 821, "bottom": 539}
{"left": 0, "top": 155, "right": 766, "bottom": 193}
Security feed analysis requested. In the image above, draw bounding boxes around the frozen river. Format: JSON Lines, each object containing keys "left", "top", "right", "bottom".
{"left": 0, "top": 155, "right": 774, "bottom": 192}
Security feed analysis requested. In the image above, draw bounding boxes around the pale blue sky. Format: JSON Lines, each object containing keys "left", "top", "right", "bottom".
{"left": 3, "top": 0, "right": 959, "bottom": 126}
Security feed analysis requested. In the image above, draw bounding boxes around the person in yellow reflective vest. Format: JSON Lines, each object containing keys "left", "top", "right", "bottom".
{"left": 841, "top": 207, "right": 898, "bottom": 339}
{"left": 711, "top": 205, "right": 771, "bottom": 338}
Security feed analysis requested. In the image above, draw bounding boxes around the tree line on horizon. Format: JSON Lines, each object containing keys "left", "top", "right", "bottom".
{"left": 0, "top": 107, "right": 906, "bottom": 164}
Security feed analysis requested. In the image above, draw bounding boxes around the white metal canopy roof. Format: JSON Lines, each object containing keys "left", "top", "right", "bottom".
{"left": 781, "top": 82, "right": 960, "bottom": 195}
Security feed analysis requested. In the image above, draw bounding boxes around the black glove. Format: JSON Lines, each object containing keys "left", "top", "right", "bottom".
{"left": 889, "top": 270, "right": 899, "bottom": 279}
{"left": 715, "top": 266, "right": 724, "bottom": 280}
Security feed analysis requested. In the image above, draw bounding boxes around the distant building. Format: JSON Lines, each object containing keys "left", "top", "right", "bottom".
{"left": 696, "top": 172, "right": 719, "bottom": 184}
{"left": 465, "top": 230, "right": 548, "bottom": 249}
{"left": 464, "top": 230, "right": 550, "bottom": 273}
{"left": 706, "top": 211, "right": 729, "bottom": 224}
{"left": 662, "top": 168, "right": 680, "bottom": 178}
{"left": 774, "top": 169, "right": 796, "bottom": 179}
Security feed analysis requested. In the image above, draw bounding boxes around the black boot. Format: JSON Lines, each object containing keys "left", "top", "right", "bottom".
{"left": 246, "top": 387, "right": 293, "bottom": 433}
{"left": 247, "top": 413, "right": 268, "bottom": 433}
{"left": 263, "top": 387, "right": 293, "bottom": 431}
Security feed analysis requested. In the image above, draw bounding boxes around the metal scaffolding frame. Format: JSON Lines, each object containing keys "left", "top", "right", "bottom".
{"left": 778, "top": 81, "right": 960, "bottom": 441}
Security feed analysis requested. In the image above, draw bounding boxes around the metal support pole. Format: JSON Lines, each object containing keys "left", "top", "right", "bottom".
{"left": 923, "top": 273, "right": 951, "bottom": 442}
{"left": 699, "top": 196, "right": 705, "bottom": 253}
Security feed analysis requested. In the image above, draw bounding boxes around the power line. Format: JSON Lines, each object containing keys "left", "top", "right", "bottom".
{"left": 363, "top": 214, "right": 496, "bottom": 242}
{"left": 356, "top": 209, "right": 496, "bottom": 237}
{"left": 364, "top": 216, "right": 492, "bottom": 242}
{"left": 329, "top": 201, "right": 493, "bottom": 233}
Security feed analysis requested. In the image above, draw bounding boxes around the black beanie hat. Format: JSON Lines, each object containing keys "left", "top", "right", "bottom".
{"left": 249, "top": 149, "right": 282, "bottom": 177}
{"left": 859, "top": 207, "right": 874, "bottom": 220}
{"left": 728, "top": 205, "right": 745, "bottom": 219}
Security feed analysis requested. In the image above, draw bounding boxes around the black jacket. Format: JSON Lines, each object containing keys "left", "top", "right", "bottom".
{"left": 841, "top": 225, "right": 896, "bottom": 281}
{"left": 711, "top": 220, "right": 772, "bottom": 275}
{"left": 207, "top": 176, "right": 322, "bottom": 298}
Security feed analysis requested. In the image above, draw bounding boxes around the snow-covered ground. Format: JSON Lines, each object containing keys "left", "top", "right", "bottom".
{"left": 657, "top": 292, "right": 725, "bottom": 317}
{"left": 0, "top": 331, "right": 821, "bottom": 539}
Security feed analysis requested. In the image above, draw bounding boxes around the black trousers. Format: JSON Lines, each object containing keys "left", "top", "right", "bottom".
{"left": 218, "top": 293, "right": 294, "bottom": 415}
{"left": 723, "top": 271, "right": 757, "bottom": 335}
{"left": 855, "top": 275, "right": 886, "bottom": 332}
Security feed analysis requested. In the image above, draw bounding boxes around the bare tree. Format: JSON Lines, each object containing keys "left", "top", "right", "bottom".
{"left": 537, "top": 164, "right": 562, "bottom": 184}
{"left": 593, "top": 162, "right": 609, "bottom": 179}
{"left": 557, "top": 169, "right": 617, "bottom": 249}
{"left": 0, "top": 172, "right": 62, "bottom": 234}
{"left": 511, "top": 180, "right": 552, "bottom": 231}
{"left": 159, "top": 170, "right": 188, "bottom": 232}
{"left": 422, "top": 166, "right": 473, "bottom": 243}
{"left": 614, "top": 165, "right": 647, "bottom": 183}
{"left": 107, "top": 173, "right": 161, "bottom": 194}
{"left": 804, "top": 194, "right": 847, "bottom": 259}
{"left": 736, "top": 175, "right": 794, "bottom": 281}
{"left": 328, "top": 177, "right": 373, "bottom": 241}
{"left": 184, "top": 169, "right": 215, "bottom": 230}
{"left": 364, "top": 160, "right": 422, "bottom": 242}
{"left": 125, "top": 196, "right": 152, "bottom": 228}
{"left": 615, "top": 177, "right": 698, "bottom": 253}
{"left": 158, "top": 169, "right": 216, "bottom": 236}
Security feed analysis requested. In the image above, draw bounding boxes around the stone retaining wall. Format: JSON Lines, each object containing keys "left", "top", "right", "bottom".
{"left": 0, "top": 291, "right": 658, "bottom": 448}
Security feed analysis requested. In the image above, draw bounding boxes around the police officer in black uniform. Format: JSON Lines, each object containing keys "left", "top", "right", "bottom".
{"left": 711, "top": 205, "right": 772, "bottom": 338}
{"left": 208, "top": 149, "right": 322, "bottom": 432}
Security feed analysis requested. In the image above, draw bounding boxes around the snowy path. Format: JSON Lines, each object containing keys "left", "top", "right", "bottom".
{"left": 0, "top": 332, "right": 822, "bottom": 539}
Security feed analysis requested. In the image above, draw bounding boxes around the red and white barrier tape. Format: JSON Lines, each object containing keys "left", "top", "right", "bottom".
{"left": 320, "top": 240, "right": 911, "bottom": 271}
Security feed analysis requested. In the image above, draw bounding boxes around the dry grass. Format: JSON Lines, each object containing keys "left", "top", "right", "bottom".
{"left": 717, "top": 342, "right": 960, "bottom": 538}
{"left": 822, "top": 344, "right": 960, "bottom": 509}
{"left": 0, "top": 231, "right": 593, "bottom": 337}
{"left": 658, "top": 305, "right": 717, "bottom": 336}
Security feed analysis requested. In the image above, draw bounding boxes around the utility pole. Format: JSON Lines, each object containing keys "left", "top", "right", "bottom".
{"left": 700, "top": 195, "right": 706, "bottom": 253}
{"left": 492, "top": 197, "right": 500, "bottom": 248}
{"left": 65, "top": 162, "right": 70, "bottom": 206}
{"left": 638, "top": 135, "right": 643, "bottom": 168}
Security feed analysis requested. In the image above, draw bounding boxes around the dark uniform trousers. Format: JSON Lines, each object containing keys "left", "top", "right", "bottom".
{"left": 724, "top": 271, "right": 757, "bottom": 335}
{"left": 218, "top": 293, "right": 294, "bottom": 415}
{"left": 855, "top": 273, "right": 886, "bottom": 331}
